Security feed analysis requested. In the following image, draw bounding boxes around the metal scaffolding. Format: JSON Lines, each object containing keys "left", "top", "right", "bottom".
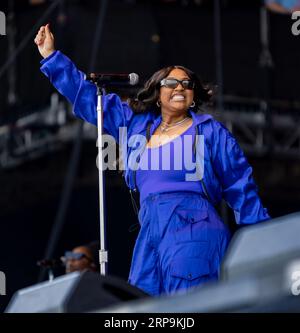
{"left": 1, "top": 94, "right": 299, "bottom": 171}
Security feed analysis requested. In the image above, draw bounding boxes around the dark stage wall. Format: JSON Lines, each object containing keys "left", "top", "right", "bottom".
{"left": 1, "top": 1, "right": 300, "bottom": 123}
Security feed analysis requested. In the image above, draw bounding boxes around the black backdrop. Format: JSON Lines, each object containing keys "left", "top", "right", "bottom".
{"left": 1, "top": 0, "right": 300, "bottom": 123}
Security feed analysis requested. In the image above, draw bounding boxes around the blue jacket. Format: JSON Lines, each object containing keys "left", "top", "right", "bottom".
{"left": 41, "top": 51, "right": 270, "bottom": 225}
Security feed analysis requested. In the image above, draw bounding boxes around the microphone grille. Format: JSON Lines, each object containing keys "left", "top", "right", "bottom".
{"left": 129, "top": 73, "right": 139, "bottom": 86}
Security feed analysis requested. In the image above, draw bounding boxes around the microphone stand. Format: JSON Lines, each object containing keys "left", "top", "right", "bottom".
{"left": 87, "top": 74, "right": 138, "bottom": 276}
{"left": 95, "top": 83, "right": 108, "bottom": 276}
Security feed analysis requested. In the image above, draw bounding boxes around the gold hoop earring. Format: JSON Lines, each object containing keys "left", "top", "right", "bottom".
{"left": 156, "top": 101, "right": 161, "bottom": 107}
{"left": 190, "top": 101, "right": 196, "bottom": 108}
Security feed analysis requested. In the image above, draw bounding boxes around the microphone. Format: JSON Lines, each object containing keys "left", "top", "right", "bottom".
{"left": 86, "top": 72, "right": 139, "bottom": 86}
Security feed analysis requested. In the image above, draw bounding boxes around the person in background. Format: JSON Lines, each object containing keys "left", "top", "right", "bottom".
{"left": 61, "top": 241, "right": 99, "bottom": 274}
{"left": 265, "top": 0, "right": 300, "bottom": 13}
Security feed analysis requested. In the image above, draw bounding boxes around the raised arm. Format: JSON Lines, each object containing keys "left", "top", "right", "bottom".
{"left": 34, "top": 24, "right": 135, "bottom": 142}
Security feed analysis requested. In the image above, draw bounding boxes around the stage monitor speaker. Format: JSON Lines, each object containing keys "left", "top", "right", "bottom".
{"left": 5, "top": 271, "right": 148, "bottom": 313}
{"left": 221, "top": 212, "right": 300, "bottom": 281}
{"left": 97, "top": 212, "right": 300, "bottom": 313}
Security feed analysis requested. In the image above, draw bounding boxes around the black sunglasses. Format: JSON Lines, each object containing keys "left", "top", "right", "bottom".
{"left": 160, "top": 78, "right": 195, "bottom": 90}
{"left": 61, "top": 251, "right": 92, "bottom": 262}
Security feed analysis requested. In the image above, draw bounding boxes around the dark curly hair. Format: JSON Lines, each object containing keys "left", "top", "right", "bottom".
{"left": 129, "top": 65, "right": 212, "bottom": 114}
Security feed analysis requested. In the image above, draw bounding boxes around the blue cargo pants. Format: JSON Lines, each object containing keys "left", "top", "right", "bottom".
{"left": 128, "top": 191, "right": 231, "bottom": 296}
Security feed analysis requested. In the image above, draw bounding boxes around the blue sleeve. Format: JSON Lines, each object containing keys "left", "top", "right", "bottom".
{"left": 40, "top": 51, "right": 134, "bottom": 142}
{"left": 211, "top": 121, "right": 270, "bottom": 225}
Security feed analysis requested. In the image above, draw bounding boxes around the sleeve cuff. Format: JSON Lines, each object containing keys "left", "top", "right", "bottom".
{"left": 40, "top": 50, "right": 59, "bottom": 65}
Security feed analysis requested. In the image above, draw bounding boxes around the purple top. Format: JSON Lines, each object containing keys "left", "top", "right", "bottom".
{"left": 136, "top": 124, "right": 203, "bottom": 204}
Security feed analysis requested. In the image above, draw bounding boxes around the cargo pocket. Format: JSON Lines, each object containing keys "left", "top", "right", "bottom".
{"left": 176, "top": 209, "right": 208, "bottom": 224}
{"left": 174, "top": 209, "right": 208, "bottom": 242}
{"left": 167, "top": 257, "right": 211, "bottom": 292}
